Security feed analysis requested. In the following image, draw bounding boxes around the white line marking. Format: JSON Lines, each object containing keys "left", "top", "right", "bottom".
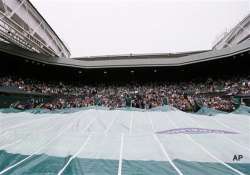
{"left": 147, "top": 114, "right": 155, "bottom": 132}
{"left": 105, "top": 113, "right": 119, "bottom": 135}
{"left": 57, "top": 135, "right": 92, "bottom": 175}
{"left": 56, "top": 116, "right": 96, "bottom": 175}
{"left": 0, "top": 118, "right": 45, "bottom": 136}
{"left": 153, "top": 134, "right": 184, "bottom": 175}
{"left": 57, "top": 117, "right": 96, "bottom": 175}
{"left": 129, "top": 113, "right": 134, "bottom": 135}
{"left": 148, "top": 114, "right": 183, "bottom": 175}
{"left": 80, "top": 118, "right": 96, "bottom": 135}
{"left": 212, "top": 117, "right": 241, "bottom": 133}
{"left": 188, "top": 116, "right": 250, "bottom": 152}
{"left": 187, "top": 135, "right": 246, "bottom": 175}
{"left": 0, "top": 139, "right": 22, "bottom": 150}
{"left": 166, "top": 115, "right": 246, "bottom": 175}
{"left": 0, "top": 118, "right": 78, "bottom": 175}
{"left": 0, "top": 121, "right": 59, "bottom": 153}
{"left": 118, "top": 133, "right": 125, "bottom": 175}
{"left": 211, "top": 117, "right": 250, "bottom": 152}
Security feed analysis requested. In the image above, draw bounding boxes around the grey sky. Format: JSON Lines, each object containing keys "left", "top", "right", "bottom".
{"left": 31, "top": 0, "right": 249, "bottom": 58}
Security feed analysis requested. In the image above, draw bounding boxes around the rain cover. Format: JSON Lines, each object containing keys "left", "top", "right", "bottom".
{"left": 0, "top": 107, "right": 249, "bottom": 175}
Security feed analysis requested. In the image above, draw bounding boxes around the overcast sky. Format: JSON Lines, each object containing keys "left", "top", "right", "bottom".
{"left": 31, "top": 0, "right": 249, "bottom": 58}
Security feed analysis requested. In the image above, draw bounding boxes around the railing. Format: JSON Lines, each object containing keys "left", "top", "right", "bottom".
{"left": 0, "top": 11, "right": 58, "bottom": 57}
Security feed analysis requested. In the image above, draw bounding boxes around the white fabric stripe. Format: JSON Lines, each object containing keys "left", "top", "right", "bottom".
{"left": 167, "top": 115, "right": 246, "bottom": 175}
{"left": 129, "top": 113, "right": 134, "bottom": 135}
{"left": 105, "top": 113, "right": 119, "bottom": 135}
{"left": 148, "top": 114, "right": 183, "bottom": 175}
{"left": 57, "top": 117, "right": 96, "bottom": 174}
{"left": 153, "top": 134, "right": 184, "bottom": 175}
{"left": 188, "top": 116, "right": 250, "bottom": 152}
{"left": 0, "top": 117, "right": 78, "bottom": 175}
{"left": 118, "top": 133, "right": 125, "bottom": 175}
{"left": 0, "top": 121, "right": 58, "bottom": 152}
{"left": 187, "top": 135, "right": 246, "bottom": 175}
{"left": 57, "top": 135, "right": 92, "bottom": 175}
{"left": 0, "top": 118, "right": 44, "bottom": 136}
{"left": 80, "top": 118, "right": 96, "bottom": 135}
{"left": 0, "top": 139, "right": 22, "bottom": 150}
{"left": 211, "top": 117, "right": 250, "bottom": 152}
{"left": 147, "top": 114, "right": 155, "bottom": 132}
{"left": 212, "top": 117, "right": 241, "bottom": 133}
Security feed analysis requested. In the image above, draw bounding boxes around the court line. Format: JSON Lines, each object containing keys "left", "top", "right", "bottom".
{"left": 211, "top": 117, "right": 241, "bottom": 133}
{"left": 187, "top": 115, "right": 250, "bottom": 152}
{"left": 0, "top": 139, "right": 22, "bottom": 150}
{"left": 0, "top": 117, "right": 79, "bottom": 175}
{"left": 153, "top": 134, "right": 184, "bottom": 175}
{"left": 129, "top": 113, "right": 134, "bottom": 135}
{"left": 147, "top": 113, "right": 155, "bottom": 132}
{"left": 0, "top": 117, "right": 47, "bottom": 136}
{"left": 105, "top": 113, "right": 119, "bottom": 135}
{"left": 166, "top": 115, "right": 246, "bottom": 175}
{"left": 0, "top": 119, "right": 62, "bottom": 153}
{"left": 57, "top": 117, "right": 97, "bottom": 174}
{"left": 211, "top": 117, "right": 250, "bottom": 151}
{"left": 117, "top": 133, "right": 125, "bottom": 175}
{"left": 88, "top": 114, "right": 120, "bottom": 159}
{"left": 80, "top": 118, "right": 96, "bottom": 135}
{"left": 0, "top": 115, "right": 70, "bottom": 138}
{"left": 147, "top": 114, "right": 183, "bottom": 175}
{"left": 57, "top": 135, "right": 92, "bottom": 175}
{"left": 187, "top": 135, "right": 246, "bottom": 175}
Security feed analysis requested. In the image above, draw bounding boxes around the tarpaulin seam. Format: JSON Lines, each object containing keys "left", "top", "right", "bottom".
{"left": 57, "top": 135, "right": 92, "bottom": 175}
{"left": 149, "top": 114, "right": 184, "bottom": 175}
{"left": 105, "top": 112, "right": 119, "bottom": 135}
{"left": 166, "top": 114, "right": 246, "bottom": 175}
{"left": 153, "top": 134, "right": 184, "bottom": 175}
{"left": 0, "top": 117, "right": 79, "bottom": 174}
{"left": 118, "top": 133, "right": 125, "bottom": 175}
{"left": 129, "top": 113, "right": 134, "bottom": 135}
{"left": 187, "top": 116, "right": 250, "bottom": 153}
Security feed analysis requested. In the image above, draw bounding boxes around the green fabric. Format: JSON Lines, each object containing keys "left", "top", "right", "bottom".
{"left": 0, "top": 151, "right": 249, "bottom": 175}
{"left": 163, "top": 97, "right": 168, "bottom": 105}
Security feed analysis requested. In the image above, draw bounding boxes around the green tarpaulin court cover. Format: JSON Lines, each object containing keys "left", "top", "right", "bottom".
{"left": 0, "top": 106, "right": 249, "bottom": 175}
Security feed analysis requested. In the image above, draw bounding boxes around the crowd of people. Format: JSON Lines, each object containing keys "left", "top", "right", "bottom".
{"left": 0, "top": 75, "right": 249, "bottom": 112}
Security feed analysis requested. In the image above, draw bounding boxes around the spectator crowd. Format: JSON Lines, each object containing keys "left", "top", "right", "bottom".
{"left": 0, "top": 76, "right": 249, "bottom": 112}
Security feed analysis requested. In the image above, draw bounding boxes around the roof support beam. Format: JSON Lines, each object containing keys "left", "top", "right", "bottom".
{"left": 0, "top": 0, "right": 6, "bottom": 13}
{"left": 8, "top": 0, "right": 26, "bottom": 18}
{"left": 31, "top": 21, "right": 43, "bottom": 35}
{"left": 1, "top": 0, "right": 7, "bottom": 12}
{"left": 0, "top": 0, "right": 70, "bottom": 57}
{"left": 239, "top": 24, "right": 250, "bottom": 36}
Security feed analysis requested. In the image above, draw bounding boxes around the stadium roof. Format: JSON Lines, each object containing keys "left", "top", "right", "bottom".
{"left": 26, "top": 0, "right": 70, "bottom": 55}
{"left": 213, "top": 13, "right": 250, "bottom": 50}
{"left": 73, "top": 50, "right": 209, "bottom": 61}
{"left": 0, "top": 0, "right": 70, "bottom": 58}
{"left": 0, "top": 39, "right": 249, "bottom": 69}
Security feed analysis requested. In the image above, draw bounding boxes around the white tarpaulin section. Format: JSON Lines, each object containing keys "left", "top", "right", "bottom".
{"left": 0, "top": 107, "right": 249, "bottom": 175}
